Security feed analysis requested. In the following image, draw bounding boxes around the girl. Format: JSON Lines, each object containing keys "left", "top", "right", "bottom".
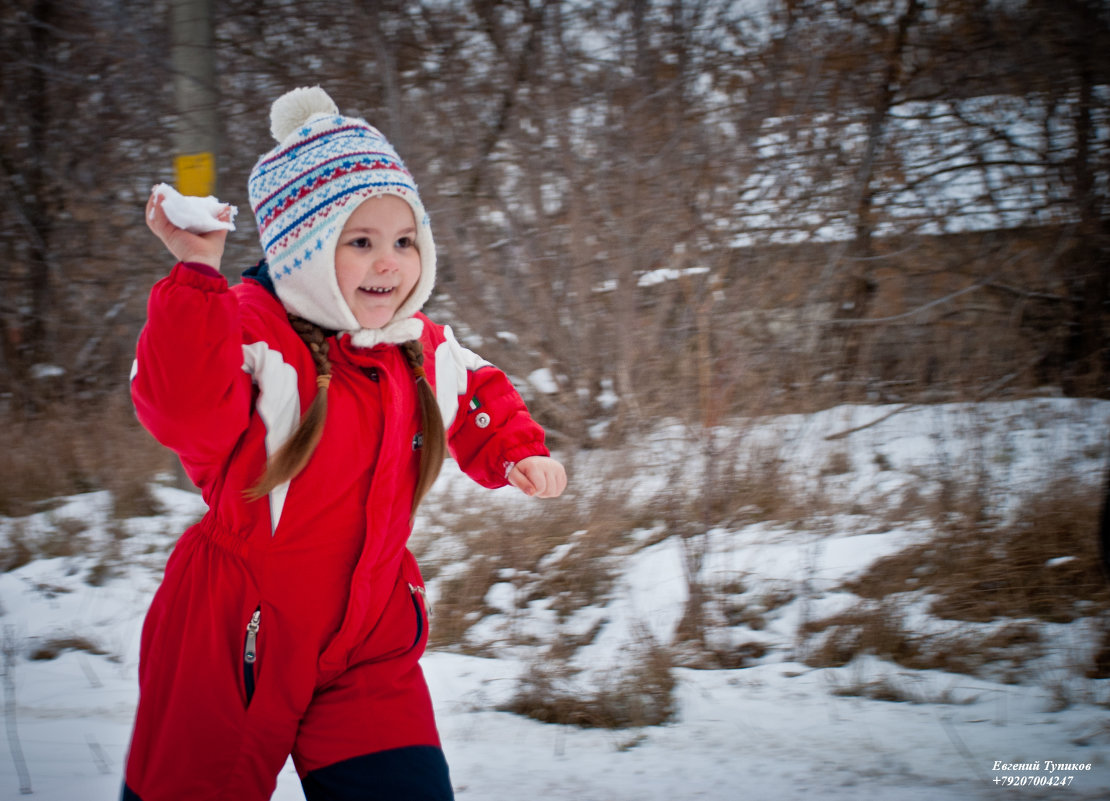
{"left": 124, "top": 86, "right": 565, "bottom": 801}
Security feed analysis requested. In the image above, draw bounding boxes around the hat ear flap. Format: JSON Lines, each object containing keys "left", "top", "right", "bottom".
{"left": 270, "top": 86, "right": 339, "bottom": 143}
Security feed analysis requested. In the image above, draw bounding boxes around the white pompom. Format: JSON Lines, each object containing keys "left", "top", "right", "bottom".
{"left": 269, "top": 86, "right": 340, "bottom": 143}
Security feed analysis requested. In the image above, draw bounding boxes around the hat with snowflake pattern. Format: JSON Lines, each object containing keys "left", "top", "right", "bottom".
{"left": 248, "top": 86, "right": 435, "bottom": 346}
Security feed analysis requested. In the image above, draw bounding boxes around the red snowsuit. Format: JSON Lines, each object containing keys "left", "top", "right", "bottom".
{"left": 124, "top": 262, "right": 548, "bottom": 800}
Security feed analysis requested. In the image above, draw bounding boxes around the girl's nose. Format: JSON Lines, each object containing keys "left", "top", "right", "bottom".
{"left": 372, "top": 253, "right": 398, "bottom": 273}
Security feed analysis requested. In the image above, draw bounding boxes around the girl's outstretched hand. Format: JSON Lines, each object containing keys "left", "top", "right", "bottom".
{"left": 508, "top": 455, "right": 567, "bottom": 499}
{"left": 145, "top": 190, "right": 232, "bottom": 271}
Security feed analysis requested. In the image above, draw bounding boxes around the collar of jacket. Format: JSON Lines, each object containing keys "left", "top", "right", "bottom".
{"left": 242, "top": 259, "right": 277, "bottom": 297}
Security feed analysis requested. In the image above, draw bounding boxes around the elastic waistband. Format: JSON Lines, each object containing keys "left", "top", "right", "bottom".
{"left": 194, "top": 513, "right": 252, "bottom": 561}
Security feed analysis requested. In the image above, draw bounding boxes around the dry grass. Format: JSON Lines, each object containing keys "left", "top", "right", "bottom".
{"left": 502, "top": 629, "right": 677, "bottom": 728}
{"left": 800, "top": 605, "right": 921, "bottom": 670}
{"left": 420, "top": 439, "right": 814, "bottom": 656}
{"left": 802, "top": 478, "right": 1109, "bottom": 682}
{"left": 28, "top": 634, "right": 109, "bottom": 661}
{"left": 828, "top": 673, "right": 979, "bottom": 705}
{"left": 0, "top": 522, "right": 35, "bottom": 573}
{"left": 85, "top": 523, "right": 132, "bottom": 587}
{"left": 1, "top": 507, "right": 142, "bottom": 585}
{"left": 707, "top": 443, "right": 815, "bottom": 525}
{"left": 1090, "top": 621, "right": 1110, "bottom": 680}
{"left": 0, "top": 396, "right": 172, "bottom": 518}
{"left": 847, "top": 479, "right": 1109, "bottom": 624}
{"left": 671, "top": 574, "right": 786, "bottom": 669}
{"left": 422, "top": 489, "right": 640, "bottom": 650}
{"left": 2, "top": 383, "right": 1104, "bottom": 725}
{"left": 803, "top": 608, "right": 1046, "bottom": 680}
{"left": 0, "top": 516, "right": 97, "bottom": 572}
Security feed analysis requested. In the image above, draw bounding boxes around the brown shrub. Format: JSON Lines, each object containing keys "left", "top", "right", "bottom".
{"left": 503, "top": 630, "right": 676, "bottom": 729}
{"left": 829, "top": 674, "right": 978, "bottom": 705}
{"left": 421, "top": 474, "right": 658, "bottom": 649}
{"left": 29, "top": 634, "right": 108, "bottom": 661}
{"left": 846, "top": 479, "right": 1110, "bottom": 624}
{"left": 801, "top": 478, "right": 1108, "bottom": 683}
{"left": 802, "top": 604, "right": 1045, "bottom": 679}
{"left": 0, "top": 395, "right": 173, "bottom": 517}
{"left": 801, "top": 605, "right": 920, "bottom": 669}
{"left": 0, "top": 522, "right": 34, "bottom": 573}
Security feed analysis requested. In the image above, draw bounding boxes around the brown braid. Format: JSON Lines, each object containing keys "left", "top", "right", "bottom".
{"left": 245, "top": 316, "right": 333, "bottom": 501}
{"left": 291, "top": 315, "right": 332, "bottom": 378}
{"left": 401, "top": 339, "right": 446, "bottom": 515}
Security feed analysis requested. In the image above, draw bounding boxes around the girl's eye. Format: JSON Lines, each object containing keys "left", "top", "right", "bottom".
{"left": 396, "top": 236, "right": 414, "bottom": 249}
{"left": 350, "top": 237, "right": 371, "bottom": 248}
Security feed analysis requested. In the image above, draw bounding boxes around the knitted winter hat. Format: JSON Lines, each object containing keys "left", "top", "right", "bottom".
{"left": 248, "top": 86, "right": 435, "bottom": 347}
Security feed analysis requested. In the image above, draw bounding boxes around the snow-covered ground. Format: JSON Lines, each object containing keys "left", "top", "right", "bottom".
{"left": 2, "top": 399, "right": 1108, "bottom": 800}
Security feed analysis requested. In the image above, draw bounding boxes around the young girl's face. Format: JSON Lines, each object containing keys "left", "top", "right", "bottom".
{"left": 335, "top": 195, "right": 421, "bottom": 330}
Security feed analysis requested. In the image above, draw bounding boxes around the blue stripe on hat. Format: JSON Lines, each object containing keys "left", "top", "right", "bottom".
{"left": 261, "top": 179, "right": 420, "bottom": 254}
{"left": 254, "top": 152, "right": 412, "bottom": 229}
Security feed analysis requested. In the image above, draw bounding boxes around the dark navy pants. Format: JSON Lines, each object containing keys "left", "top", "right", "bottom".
{"left": 123, "top": 744, "right": 452, "bottom": 800}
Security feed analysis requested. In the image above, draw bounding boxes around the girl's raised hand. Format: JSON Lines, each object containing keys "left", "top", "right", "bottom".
{"left": 145, "top": 190, "right": 232, "bottom": 271}
{"left": 508, "top": 455, "right": 567, "bottom": 499}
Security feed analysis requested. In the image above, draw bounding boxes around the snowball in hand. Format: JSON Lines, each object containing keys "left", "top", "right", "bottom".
{"left": 152, "top": 183, "right": 238, "bottom": 233}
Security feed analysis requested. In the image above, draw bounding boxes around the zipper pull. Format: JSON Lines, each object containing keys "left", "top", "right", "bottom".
{"left": 409, "top": 583, "right": 432, "bottom": 618}
{"left": 244, "top": 609, "right": 261, "bottom": 664}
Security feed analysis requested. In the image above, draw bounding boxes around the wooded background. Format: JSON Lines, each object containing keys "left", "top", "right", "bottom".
{"left": 1, "top": 0, "right": 1108, "bottom": 508}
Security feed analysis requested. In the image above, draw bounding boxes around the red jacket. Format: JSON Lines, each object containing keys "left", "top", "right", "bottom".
{"left": 130, "top": 261, "right": 548, "bottom": 675}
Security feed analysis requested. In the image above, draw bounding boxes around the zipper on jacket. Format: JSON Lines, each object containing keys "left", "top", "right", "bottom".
{"left": 243, "top": 607, "right": 261, "bottom": 706}
{"left": 408, "top": 583, "right": 428, "bottom": 650}
{"left": 409, "top": 583, "right": 432, "bottom": 617}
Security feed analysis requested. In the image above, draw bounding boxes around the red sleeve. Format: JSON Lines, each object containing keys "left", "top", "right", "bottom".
{"left": 130, "top": 262, "right": 254, "bottom": 488}
{"left": 447, "top": 364, "right": 550, "bottom": 490}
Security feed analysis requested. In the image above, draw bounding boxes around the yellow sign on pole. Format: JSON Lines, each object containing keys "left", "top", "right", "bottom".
{"left": 174, "top": 151, "right": 216, "bottom": 197}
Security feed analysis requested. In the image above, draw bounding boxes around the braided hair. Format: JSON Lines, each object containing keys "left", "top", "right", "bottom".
{"left": 245, "top": 316, "right": 333, "bottom": 501}
{"left": 400, "top": 338, "right": 447, "bottom": 514}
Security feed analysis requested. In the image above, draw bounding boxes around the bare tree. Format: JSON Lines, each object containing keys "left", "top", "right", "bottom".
{"left": 1, "top": 0, "right": 1107, "bottom": 504}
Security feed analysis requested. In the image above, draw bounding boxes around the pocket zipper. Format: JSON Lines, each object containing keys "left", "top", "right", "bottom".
{"left": 408, "top": 583, "right": 428, "bottom": 651}
{"left": 243, "top": 607, "right": 261, "bottom": 705}
{"left": 408, "top": 583, "right": 432, "bottom": 617}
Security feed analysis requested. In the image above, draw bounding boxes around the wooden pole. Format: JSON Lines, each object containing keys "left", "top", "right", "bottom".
{"left": 169, "top": 0, "right": 218, "bottom": 491}
{"left": 171, "top": 0, "right": 218, "bottom": 197}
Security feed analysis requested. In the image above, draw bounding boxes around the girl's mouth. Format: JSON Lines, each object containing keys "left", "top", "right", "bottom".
{"left": 360, "top": 286, "right": 393, "bottom": 295}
